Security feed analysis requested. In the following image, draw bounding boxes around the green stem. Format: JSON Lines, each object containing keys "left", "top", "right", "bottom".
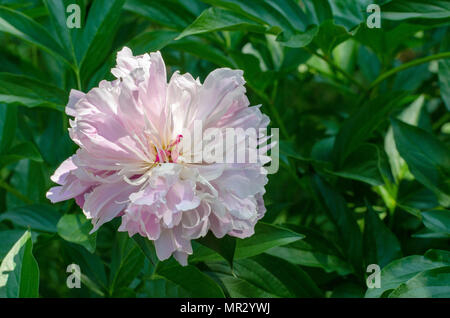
{"left": 308, "top": 49, "right": 366, "bottom": 92}
{"left": 269, "top": 102, "right": 289, "bottom": 139}
{"left": 369, "top": 52, "right": 450, "bottom": 91}
{"left": 0, "top": 180, "right": 33, "bottom": 204}
{"left": 432, "top": 112, "right": 450, "bottom": 130}
{"left": 305, "top": 65, "right": 358, "bottom": 97}
{"left": 248, "top": 84, "right": 290, "bottom": 140}
{"left": 75, "top": 68, "right": 82, "bottom": 91}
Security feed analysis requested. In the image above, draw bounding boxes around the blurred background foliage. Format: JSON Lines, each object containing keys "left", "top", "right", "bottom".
{"left": 0, "top": 0, "right": 450, "bottom": 298}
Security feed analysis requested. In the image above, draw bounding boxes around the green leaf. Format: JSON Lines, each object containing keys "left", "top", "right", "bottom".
{"left": 365, "top": 249, "right": 450, "bottom": 297}
{"left": 207, "top": 254, "right": 322, "bottom": 298}
{"left": 358, "top": 45, "right": 381, "bottom": 83}
{"left": 363, "top": 203, "right": 402, "bottom": 268}
{"left": 266, "top": 244, "right": 353, "bottom": 276}
{"left": 250, "top": 254, "right": 323, "bottom": 297}
{"left": 331, "top": 282, "right": 365, "bottom": 298}
{"left": 207, "top": 259, "right": 285, "bottom": 297}
{"left": 176, "top": 7, "right": 266, "bottom": 40}
{"left": 326, "top": 143, "right": 391, "bottom": 186}
{"left": 0, "top": 229, "right": 35, "bottom": 261}
{"left": 57, "top": 214, "right": 97, "bottom": 253}
{"left": 0, "top": 204, "right": 61, "bottom": 233}
{"left": 229, "top": 51, "right": 274, "bottom": 91}
{"left": 421, "top": 209, "right": 450, "bottom": 235}
{"left": 265, "top": 226, "right": 353, "bottom": 275}
{"left": 124, "top": 0, "right": 195, "bottom": 30}
{"left": 110, "top": 287, "right": 136, "bottom": 298}
{"left": 0, "top": 45, "right": 47, "bottom": 78}
{"left": 43, "top": 0, "right": 77, "bottom": 64}
{"left": 138, "top": 277, "right": 192, "bottom": 297}
{"left": 391, "top": 118, "right": 450, "bottom": 205}
{"left": 396, "top": 180, "right": 439, "bottom": 218}
{"left": 76, "top": 0, "right": 125, "bottom": 81}
{"left": 314, "top": 175, "right": 363, "bottom": 274}
{"left": 0, "top": 141, "right": 43, "bottom": 167}
{"left": 197, "top": 232, "right": 236, "bottom": 268}
{"left": 0, "top": 230, "right": 39, "bottom": 297}
{"left": 156, "top": 263, "right": 225, "bottom": 298}
{"left": 128, "top": 30, "right": 178, "bottom": 56}
{"left": 332, "top": 93, "right": 407, "bottom": 168}
{"left": 132, "top": 235, "right": 159, "bottom": 266}
{"left": 332, "top": 38, "right": 357, "bottom": 75}
{"left": 5, "top": 160, "right": 47, "bottom": 207}
{"left": 355, "top": 23, "right": 423, "bottom": 63}
{"left": 169, "top": 37, "right": 234, "bottom": 67}
{"left": 0, "top": 103, "right": 17, "bottom": 154}
{"left": 438, "top": 32, "right": 450, "bottom": 111}
{"left": 234, "top": 222, "right": 304, "bottom": 259}
{"left": 412, "top": 231, "right": 450, "bottom": 239}
{"left": 311, "top": 136, "right": 335, "bottom": 163}
{"left": 393, "top": 63, "right": 432, "bottom": 92}
{"left": 202, "top": 0, "right": 308, "bottom": 34}
{"left": 264, "top": 0, "right": 310, "bottom": 32}
{"left": 279, "top": 140, "right": 312, "bottom": 161}
{"left": 382, "top": 0, "right": 450, "bottom": 21}
{"left": 63, "top": 242, "right": 107, "bottom": 297}
{"left": 384, "top": 95, "right": 427, "bottom": 182}
{"left": 212, "top": 273, "right": 277, "bottom": 297}
{"left": 36, "top": 111, "right": 75, "bottom": 167}
{"left": 276, "top": 25, "right": 318, "bottom": 48}
{"left": 329, "top": 0, "right": 372, "bottom": 31}
{"left": 0, "top": 6, "right": 71, "bottom": 64}
{"left": 190, "top": 223, "right": 303, "bottom": 263}
{"left": 313, "top": 20, "right": 350, "bottom": 56}
{"left": 63, "top": 243, "right": 108, "bottom": 296}
{"left": 389, "top": 266, "right": 450, "bottom": 298}
{"left": 109, "top": 233, "right": 144, "bottom": 293}
{"left": 0, "top": 73, "right": 66, "bottom": 111}
{"left": 302, "top": 0, "right": 333, "bottom": 25}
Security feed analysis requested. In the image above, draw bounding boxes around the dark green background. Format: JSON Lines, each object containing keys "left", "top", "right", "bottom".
{"left": 0, "top": 0, "right": 449, "bottom": 298}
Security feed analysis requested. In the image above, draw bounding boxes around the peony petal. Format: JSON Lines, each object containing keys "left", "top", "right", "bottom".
{"left": 46, "top": 47, "right": 271, "bottom": 266}
{"left": 50, "top": 156, "right": 77, "bottom": 185}
{"left": 66, "top": 89, "right": 85, "bottom": 117}
{"left": 83, "top": 180, "right": 138, "bottom": 232}
{"left": 195, "top": 68, "right": 247, "bottom": 127}
{"left": 166, "top": 180, "right": 200, "bottom": 211}
{"left": 154, "top": 229, "right": 177, "bottom": 261}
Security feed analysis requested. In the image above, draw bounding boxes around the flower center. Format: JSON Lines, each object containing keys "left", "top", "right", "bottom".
{"left": 154, "top": 134, "right": 183, "bottom": 163}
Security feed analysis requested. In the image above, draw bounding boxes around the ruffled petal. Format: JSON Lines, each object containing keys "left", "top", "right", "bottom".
{"left": 83, "top": 180, "right": 139, "bottom": 232}
{"left": 46, "top": 47, "right": 271, "bottom": 267}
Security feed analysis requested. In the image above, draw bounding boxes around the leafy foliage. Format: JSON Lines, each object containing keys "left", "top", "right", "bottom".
{"left": 0, "top": 0, "right": 449, "bottom": 298}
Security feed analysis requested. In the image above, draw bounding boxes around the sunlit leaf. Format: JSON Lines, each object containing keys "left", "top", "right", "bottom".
{"left": 0, "top": 231, "right": 39, "bottom": 298}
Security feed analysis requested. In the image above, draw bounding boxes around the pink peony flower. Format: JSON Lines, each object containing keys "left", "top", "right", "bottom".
{"left": 47, "top": 47, "right": 272, "bottom": 265}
